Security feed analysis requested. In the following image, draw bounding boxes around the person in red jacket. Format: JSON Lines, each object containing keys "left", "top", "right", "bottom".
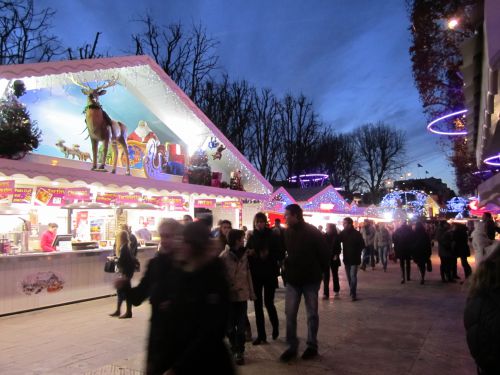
{"left": 40, "top": 223, "right": 58, "bottom": 252}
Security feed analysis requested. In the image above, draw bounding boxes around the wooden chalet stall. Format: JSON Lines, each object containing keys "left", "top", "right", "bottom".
{"left": 0, "top": 56, "right": 272, "bottom": 315}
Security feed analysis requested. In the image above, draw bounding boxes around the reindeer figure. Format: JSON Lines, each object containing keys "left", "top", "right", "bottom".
{"left": 70, "top": 76, "right": 130, "bottom": 175}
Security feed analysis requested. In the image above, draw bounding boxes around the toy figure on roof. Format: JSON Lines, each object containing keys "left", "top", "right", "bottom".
{"left": 230, "top": 169, "right": 244, "bottom": 191}
{"left": 212, "top": 144, "right": 226, "bottom": 160}
{"left": 127, "top": 120, "right": 159, "bottom": 144}
{"left": 187, "top": 149, "right": 212, "bottom": 186}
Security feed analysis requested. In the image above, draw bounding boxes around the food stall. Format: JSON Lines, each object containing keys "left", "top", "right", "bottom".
{"left": 0, "top": 56, "right": 272, "bottom": 315}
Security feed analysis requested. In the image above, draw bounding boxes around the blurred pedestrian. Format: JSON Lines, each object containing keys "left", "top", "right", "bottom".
{"left": 246, "top": 212, "right": 283, "bottom": 345}
{"left": 412, "top": 222, "right": 432, "bottom": 285}
{"left": 110, "top": 230, "right": 136, "bottom": 319}
{"left": 482, "top": 212, "right": 500, "bottom": 240}
{"left": 360, "top": 219, "right": 376, "bottom": 270}
{"left": 393, "top": 222, "right": 414, "bottom": 284}
{"left": 322, "top": 223, "right": 341, "bottom": 299}
{"left": 339, "top": 217, "right": 365, "bottom": 301}
{"left": 217, "top": 220, "right": 232, "bottom": 254}
{"left": 220, "top": 229, "right": 255, "bottom": 366}
{"left": 128, "top": 221, "right": 234, "bottom": 375}
{"left": 451, "top": 222, "right": 472, "bottom": 281}
{"left": 436, "top": 221, "right": 454, "bottom": 283}
{"left": 375, "top": 222, "right": 392, "bottom": 272}
{"left": 464, "top": 247, "right": 500, "bottom": 374}
{"left": 472, "top": 221, "right": 494, "bottom": 264}
{"left": 279, "top": 204, "right": 329, "bottom": 362}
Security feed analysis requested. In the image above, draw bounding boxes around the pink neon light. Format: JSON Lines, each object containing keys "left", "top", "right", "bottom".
{"left": 427, "top": 110, "right": 468, "bottom": 136}
{"left": 484, "top": 154, "right": 500, "bottom": 166}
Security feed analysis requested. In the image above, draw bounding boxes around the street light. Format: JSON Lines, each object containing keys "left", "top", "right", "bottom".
{"left": 447, "top": 18, "right": 459, "bottom": 30}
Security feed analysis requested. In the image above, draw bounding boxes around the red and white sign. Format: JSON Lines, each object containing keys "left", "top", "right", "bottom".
{"left": 12, "top": 188, "right": 33, "bottom": 204}
{"left": 34, "top": 187, "right": 66, "bottom": 206}
{"left": 65, "top": 187, "right": 91, "bottom": 202}
{"left": 221, "top": 201, "right": 242, "bottom": 209}
{"left": 0, "top": 180, "right": 15, "bottom": 204}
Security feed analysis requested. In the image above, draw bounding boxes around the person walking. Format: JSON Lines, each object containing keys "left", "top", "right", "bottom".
{"left": 322, "top": 223, "right": 342, "bottom": 299}
{"left": 451, "top": 222, "right": 472, "bottom": 281}
{"left": 393, "top": 222, "right": 414, "bottom": 284}
{"left": 339, "top": 217, "right": 365, "bottom": 301}
{"left": 110, "top": 230, "right": 136, "bottom": 318}
{"left": 482, "top": 212, "right": 500, "bottom": 240}
{"left": 124, "top": 221, "right": 234, "bottom": 375}
{"left": 436, "top": 221, "right": 454, "bottom": 283}
{"left": 412, "top": 222, "right": 432, "bottom": 285}
{"left": 375, "top": 222, "right": 392, "bottom": 272}
{"left": 360, "top": 219, "right": 376, "bottom": 270}
{"left": 217, "top": 220, "right": 232, "bottom": 254}
{"left": 246, "top": 212, "right": 283, "bottom": 345}
{"left": 472, "top": 220, "right": 494, "bottom": 264}
{"left": 464, "top": 247, "right": 500, "bottom": 374}
{"left": 279, "top": 204, "right": 329, "bottom": 362}
{"left": 220, "top": 229, "right": 255, "bottom": 366}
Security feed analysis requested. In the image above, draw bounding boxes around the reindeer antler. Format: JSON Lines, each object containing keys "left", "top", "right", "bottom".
{"left": 69, "top": 74, "right": 91, "bottom": 91}
{"left": 95, "top": 75, "right": 119, "bottom": 91}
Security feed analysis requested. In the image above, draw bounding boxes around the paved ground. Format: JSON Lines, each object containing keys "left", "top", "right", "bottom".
{"left": 0, "top": 252, "right": 476, "bottom": 375}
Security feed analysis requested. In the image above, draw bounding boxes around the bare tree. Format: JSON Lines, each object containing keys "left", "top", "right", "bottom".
{"left": 354, "top": 122, "right": 407, "bottom": 201}
{"left": 0, "top": 0, "right": 60, "bottom": 64}
{"left": 67, "top": 32, "right": 108, "bottom": 60}
{"left": 315, "top": 132, "right": 360, "bottom": 192}
{"left": 249, "top": 88, "right": 285, "bottom": 181}
{"left": 279, "top": 93, "right": 322, "bottom": 178}
{"left": 132, "top": 15, "right": 218, "bottom": 101}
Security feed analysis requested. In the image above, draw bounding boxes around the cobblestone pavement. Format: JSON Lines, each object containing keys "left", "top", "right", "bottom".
{"left": 0, "top": 253, "right": 476, "bottom": 375}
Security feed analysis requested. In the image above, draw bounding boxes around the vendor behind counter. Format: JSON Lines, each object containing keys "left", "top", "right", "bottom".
{"left": 40, "top": 223, "right": 58, "bottom": 252}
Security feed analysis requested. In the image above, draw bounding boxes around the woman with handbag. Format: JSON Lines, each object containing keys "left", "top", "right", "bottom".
{"left": 110, "top": 229, "right": 136, "bottom": 319}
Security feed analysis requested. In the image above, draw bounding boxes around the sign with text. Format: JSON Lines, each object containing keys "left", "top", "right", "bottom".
{"left": 34, "top": 187, "right": 66, "bottom": 206}
{"left": 116, "top": 192, "right": 143, "bottom": 205}
{"left": 221, "top": 201, "right": 242, "bottom": 209}
{"left": 194, "top": 198, "right": 216, "bottom": 209}
{"left": 0, "top": 180, "right": 15, "bottom": 204}
{"left": 166, "top": 196, "right": 186, "bottom": 210}
{"left": 319, "top": 203, "right": 335, "bottom": 212}
{"left": 65, "top": 187, "right": 91, "bottom": 202}
{"left": 143, "top": 196, "right": 164, "bottom": 207}
{"left": 12, "top": 188, "right": 33, "bottom": 204}
{"left": 96, "top": 192, "right": 118, "bottom": 205}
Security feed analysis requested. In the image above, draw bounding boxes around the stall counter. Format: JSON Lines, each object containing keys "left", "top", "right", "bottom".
{"left": 0, "top": 246, "right": 157, "bottom": 316}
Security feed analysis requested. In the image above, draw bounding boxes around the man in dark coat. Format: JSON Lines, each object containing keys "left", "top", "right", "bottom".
{"left": 339, "top": 217, "right": 365, "bottom": 301}
{"left": 279, "top": 204, "right": 329, "bottom": 362}
{"left": 483, "top": 212, "right": 500, "bottom": 240}
{"left": 393, "top": 222, "right": 414, "bottom": 284}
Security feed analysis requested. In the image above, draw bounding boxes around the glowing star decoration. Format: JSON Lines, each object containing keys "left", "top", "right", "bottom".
{"left": 484, "top": 153, "right": 500, "bottom": 166}
{"left": 427, "top": 110, "right": 468, "bottom": 136}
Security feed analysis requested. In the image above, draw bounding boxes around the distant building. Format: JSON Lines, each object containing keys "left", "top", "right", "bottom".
{"left": 393, "top": 177, "right": 456, "bottom": 205}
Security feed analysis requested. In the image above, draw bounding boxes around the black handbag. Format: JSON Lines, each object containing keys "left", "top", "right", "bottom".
{"left": 104, "top": 258, "right": 116, "bottom": 273}
{"left": 426, "top": 259, "right": 433, "bottom": 272}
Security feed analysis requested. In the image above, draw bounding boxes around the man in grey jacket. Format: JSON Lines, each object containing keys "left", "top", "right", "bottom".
{"left": 280, "top": 204, "right": 329, "bottom": 362}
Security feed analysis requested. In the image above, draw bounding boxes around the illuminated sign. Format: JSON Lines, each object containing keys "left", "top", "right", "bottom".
{"left": 194, "top": 199, "right": 216, "bottom": 209}
{"left": 320, "top": 203, "right": 335, "bottom": 211}
{"left": 65, "top": 187, "right": 91, "bottom": 202}
{"left": 221, "top": 201, "right": 242, "bottom": 209}
{"left": 12, "top": 188, "right": 33, "bottom": 204}
{"left": 34, "top": 187, "right": 66, "bottom": 206}
{"left": 96, "top": 193, "right": 118, "bottom": 205}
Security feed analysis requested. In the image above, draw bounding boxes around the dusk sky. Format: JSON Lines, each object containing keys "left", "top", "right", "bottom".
{"left": 38, "top": 0, "right": 457, "bottom": 190}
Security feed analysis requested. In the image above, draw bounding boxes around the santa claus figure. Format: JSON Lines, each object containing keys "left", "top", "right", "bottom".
{"left": 127, "top": 120, "right": 159, "bottom": 143}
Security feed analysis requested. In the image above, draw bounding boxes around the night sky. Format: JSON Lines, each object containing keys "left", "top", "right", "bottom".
{"left": 37, "top": 0, "right": 456, "bottom": 190}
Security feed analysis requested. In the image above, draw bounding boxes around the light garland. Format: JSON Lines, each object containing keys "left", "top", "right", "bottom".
{"left": 302, "top": 188, "right": 350, "bottom": 213}
{"left": 427, "top": 109, "right": 468, "bottom": 136}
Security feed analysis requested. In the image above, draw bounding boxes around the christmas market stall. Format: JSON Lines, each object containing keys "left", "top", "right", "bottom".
{"left": 262, "top": 187, "right": 297, "bottom": 224}
{"left": 0, "top": 56, "right": 272, "bottom": 315}
{"left": 289, "top": 185, "right": 352, "bottom": 228}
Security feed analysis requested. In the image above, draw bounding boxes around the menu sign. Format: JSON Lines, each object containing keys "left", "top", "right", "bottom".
{"left": 116, "top": 192, "right": 143, "bottom": 204}
{"left": 143, "top": 196, "right": 164, "bottom": 207}
{"left": 66, "top": 187, "right": 91, "bottom": 202}
{"left": 0, "top": 180, "right": 15, "bottom": 204}
{"left": 12, "top": 188, "right": 33, "bottom": 204}
{"left": 34, "top": 187, "right": 66, "bottom": 206}
{"left": 221, "top": 201, "right": 242, "bottom": 209}
{"left": 194, "top": 198, "right": 216, "bottom": 209}
{"left": 96, "top": 192, "right": 118, "bottom": 205}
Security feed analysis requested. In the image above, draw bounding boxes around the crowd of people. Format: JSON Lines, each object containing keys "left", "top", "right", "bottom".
{"left": 106, "top": 207, "right": 499, "bottom": 375}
